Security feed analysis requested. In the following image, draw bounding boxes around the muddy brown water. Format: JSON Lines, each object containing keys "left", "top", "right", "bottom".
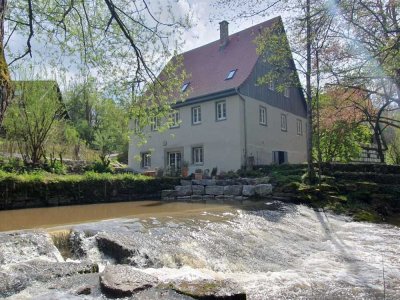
{"left": 0, "top": 200, "right": 261, "bottom": 232}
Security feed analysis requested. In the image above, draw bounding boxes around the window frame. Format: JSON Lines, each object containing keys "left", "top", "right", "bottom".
{"left": 181, "top": 82, "right": 190, "bottom": 92}
{"left": 225, "top": 69, "right": 237, "bottom": 80}
{"left": 192, "top": 106, "right": 202, "bottom": 125}
{"left": 192, "top": 146, "right": 204, "bottom": 165}
{"left": 140, "top": 152, "right": 151, "bottom": 168}
{"left": 170, "top": 110, "right": 180, "bottom": 128}
{"left": 259, "top": 105, "right": 267, "bottom": 126}
{"left": 150, "top": 116, "right": 160, "bottom": 131}
{"left": 216, "top": 100, "right": 227, "bottom": 121}
{"left": 296, "top": 119, "right": 303, "bottom": 135}
{"left": 281, "top": 114, "right": 287, "bottom": 132}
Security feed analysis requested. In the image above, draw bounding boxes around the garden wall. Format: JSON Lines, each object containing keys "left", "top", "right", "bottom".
{"left": 0, "top": 174, "right": 179, "bottom": 210}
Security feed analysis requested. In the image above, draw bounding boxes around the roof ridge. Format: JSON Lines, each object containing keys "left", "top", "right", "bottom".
{"left": 181, "top": 16, "right": 281, "bottom": 56}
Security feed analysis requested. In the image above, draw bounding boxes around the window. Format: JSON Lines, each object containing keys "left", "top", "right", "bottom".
{"left": 216, "top": 101, "right": 227, "bottom": 121}
{"left": 269, "top": 80, "right": 275, "bottom": 91}
{"left": 225, "top": 69, "right": 237, "bottom": 80}
{"left": 134, "top": 119, "right": 142, "bottom": 133}
{"left": 273, "top": 151, "right": 288, "bottom": 165}
{"left": 150, "top": 117, "right": 160, "bottom": 131}
{"left": 192, "top": 146, "right": 204, "bottom": 164}
{"left": 297, "top": 119, "right": 303, "bottom": 135}
{"left": 259, "top": 106, "right": 267, "bottom": 125}
{"left": 170, "top": 110, "right": 180, "bottom": 128}
{"left": 140, "top": 152, "right": 151, "bottom": 168}
{"left": 281, "top": 114, "right": 287, "bottom": 131}
{"left": 284, "top": 87, "right": 290, "bottom": 97}
{"left": 181, "top": 82, "right": 190, "bottom": 92}
{"left": 192, "top": 106, "right": 201, "bottom": 124}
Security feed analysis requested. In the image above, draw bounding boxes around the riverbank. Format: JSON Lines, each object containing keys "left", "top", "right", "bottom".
{"left": 0, "top": 171, "right": 179, "bottom": 210}
{"left": 265, "top": 163, "right": 400, "bottom": 224}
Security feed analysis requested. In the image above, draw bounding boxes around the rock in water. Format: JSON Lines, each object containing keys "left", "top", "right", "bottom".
{"left": 0, "top": 230, "right": 63, "bottom": 265}
{"left": 100, "top": 265, "right": 158, "bottom": 297}
{"left": 166, "top": 279, "right": 246, "bottom": 299}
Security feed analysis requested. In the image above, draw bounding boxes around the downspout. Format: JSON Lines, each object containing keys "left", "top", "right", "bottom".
{"left": 236, "top": 88, "right": 248, "bottom": 169}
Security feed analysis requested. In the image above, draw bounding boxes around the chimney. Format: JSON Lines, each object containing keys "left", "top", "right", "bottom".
{"left": 219, "top": 20, "right": 229, "bottom": 49}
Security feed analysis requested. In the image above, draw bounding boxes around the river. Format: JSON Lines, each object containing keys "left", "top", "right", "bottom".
{"left": 1, "top": 200, "right": 400, "bottom": 299}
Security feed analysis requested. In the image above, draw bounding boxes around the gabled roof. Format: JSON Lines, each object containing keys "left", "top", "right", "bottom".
{"left": 179, "top": 17, "right": 281, "bottom": 100}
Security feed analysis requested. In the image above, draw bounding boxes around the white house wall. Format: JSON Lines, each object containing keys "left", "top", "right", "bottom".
{"left": 243, "top": 95, "right": 307, "bottom": 164}
{"left": 128, "top": 95, "right": 244, "bottom": 173}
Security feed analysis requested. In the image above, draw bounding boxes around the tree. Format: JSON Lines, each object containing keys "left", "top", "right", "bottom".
{"left": 3, "top": 81, "right": 66, "bottom": 164}
{"left": 0, "top": 0, "right": 191, "bottom": 125}
{"left": 316, "top": 88, "right": 372, "bottom": 162}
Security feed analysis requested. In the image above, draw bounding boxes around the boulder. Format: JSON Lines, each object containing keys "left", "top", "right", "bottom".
{"left": 242, "top": 185, "right": 255, "bottom": 197}
{"left": 223, "top": 185, "right": 243, "bottom": 196}
{"left": 165, "top": 279, "right": 246, "bottom": 300}
{"left": 0, "top": 230, "right": 62, "bottom": 265}
{"left": 0, "top": 271, "right": 29, "bottom": 298}
{"left": 191, "top": 180, "right": 203, "bottom": 185}
{"left": 100, "top": 265, "right": 158, "bottom": 298}
{"left": 180, "top": 180, "right": 192, "bottom": 186}
{"left": 192, "top": 185, "right": 205, "bottom": 195}
{"left": 162, "top": 190, "right": 178, "bottom": 199}
{"left": 0, "top": 260, "right": 98, "bottom": 298}
{"left": 96, "top": 233, "right": 153, "bottom": 267}
{"left": 175, "top": 186, "right": 192, "bottom": 196}
{"left": 205, "top": 185, "right": 224, "bottom": 196}
{"left": 255, "top": 176, "right": 271, "bottom": 184}
{"left": 191, "top": 195, "right": 203, "bottom": 201}
{"left": 254, "top": 184, "right": 273, "bottom": 197}
{"left": 201, "top": 179, "right": 216, "bottom": 186}
{"left": 133, "top": 287, "right": 195, "bottom": 299}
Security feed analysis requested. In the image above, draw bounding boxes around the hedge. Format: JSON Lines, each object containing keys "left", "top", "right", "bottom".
{"left": 0, "top": 171, "right": 180, "bottom": 210}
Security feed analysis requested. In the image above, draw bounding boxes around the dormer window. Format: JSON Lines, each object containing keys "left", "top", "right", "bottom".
{"left": 181, "top": 82, "right": 190, "bottom": 92}
{"left": 225, "top": 69, "right": 237, "bottom": 80}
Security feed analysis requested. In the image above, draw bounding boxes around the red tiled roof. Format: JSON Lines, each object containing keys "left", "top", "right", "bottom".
{"left": 180, "top": 17, "right": 281, "bottom": 100}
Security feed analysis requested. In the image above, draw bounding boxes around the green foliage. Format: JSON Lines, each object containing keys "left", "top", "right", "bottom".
{"left": 3, "top": 81, "right": 66, "bottom": 165}
{"left": 316, "top": 123, "right": 371, "bottom": 163}
{"left": 86, "top": 161, "right": 114, "bottom": 173}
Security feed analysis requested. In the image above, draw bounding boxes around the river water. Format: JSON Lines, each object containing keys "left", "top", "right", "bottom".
{"left": 2, "top": 200, "right": 400, "bottom": 299}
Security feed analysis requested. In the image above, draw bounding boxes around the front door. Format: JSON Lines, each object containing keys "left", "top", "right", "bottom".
{"left": 167, "top": 151, "right": 182, "bottom": 171}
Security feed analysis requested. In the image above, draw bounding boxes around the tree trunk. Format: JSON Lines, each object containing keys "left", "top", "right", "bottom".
{"left": 0, "top": 0, "right": 12, "bottom": 125}
{"left": 306, "top": 0, "right": 316, "bottom": 183}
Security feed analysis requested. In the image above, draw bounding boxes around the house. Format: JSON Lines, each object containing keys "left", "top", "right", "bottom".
{"left": 128, "top": 17, "right": 307, "bottom": 175}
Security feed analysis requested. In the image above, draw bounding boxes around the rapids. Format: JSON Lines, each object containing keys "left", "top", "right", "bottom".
{"left": 3, "top": 200, "right": 400, "bottom": 299}
{"left": 70, "top": 201, "right": 400, "bottom": 299}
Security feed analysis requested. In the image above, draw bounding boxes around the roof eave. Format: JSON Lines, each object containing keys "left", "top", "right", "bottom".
{"left": 172, "top": 88, "right": 238, "bottom": 108}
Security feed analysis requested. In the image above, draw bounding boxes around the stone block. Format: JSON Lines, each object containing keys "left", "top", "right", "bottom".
{"left": 201, "top": 179, "right": 216, "bottom": 186}
{"left": 255, "top": 176, "right": 271, "bottom": 184}
{"left": 161, "top": 190, "right": 177, "bottom": 199}
{"left": 175, "top": 185, "right": 192, "bottom": 196}
{"left": 190, "top": 195, "right": 203, "bottom": 201}
{"left": 254, "top": 184, "right": 273, "bottom": 197}
{"left": 192, "top": 185, "right": 205, "bottom": 195}
{"left": 180, "top": 180, "right": 192, "bottom": 186}
{"left": 191, "top": 180, "right": 203, "bottom": 185}
{"left": 205, "top": 185, "right": 224, "bottom": 195}
{"left": 242, "top": 185, "right": 255, "bottom": 197}
{"left": 223, "top": 185, "right": 243, "bottom": 196}
{"left": 177, "top": 196, "right": 191, "bottom": 201}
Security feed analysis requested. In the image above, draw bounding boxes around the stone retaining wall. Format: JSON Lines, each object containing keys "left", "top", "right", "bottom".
{"left": 162, "top": 178, "right": 273, "bottom": 201}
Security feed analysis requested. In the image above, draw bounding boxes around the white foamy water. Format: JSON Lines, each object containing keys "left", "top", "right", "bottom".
{"left": 72, "top": 201, "right": 400, "bottom": 299}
